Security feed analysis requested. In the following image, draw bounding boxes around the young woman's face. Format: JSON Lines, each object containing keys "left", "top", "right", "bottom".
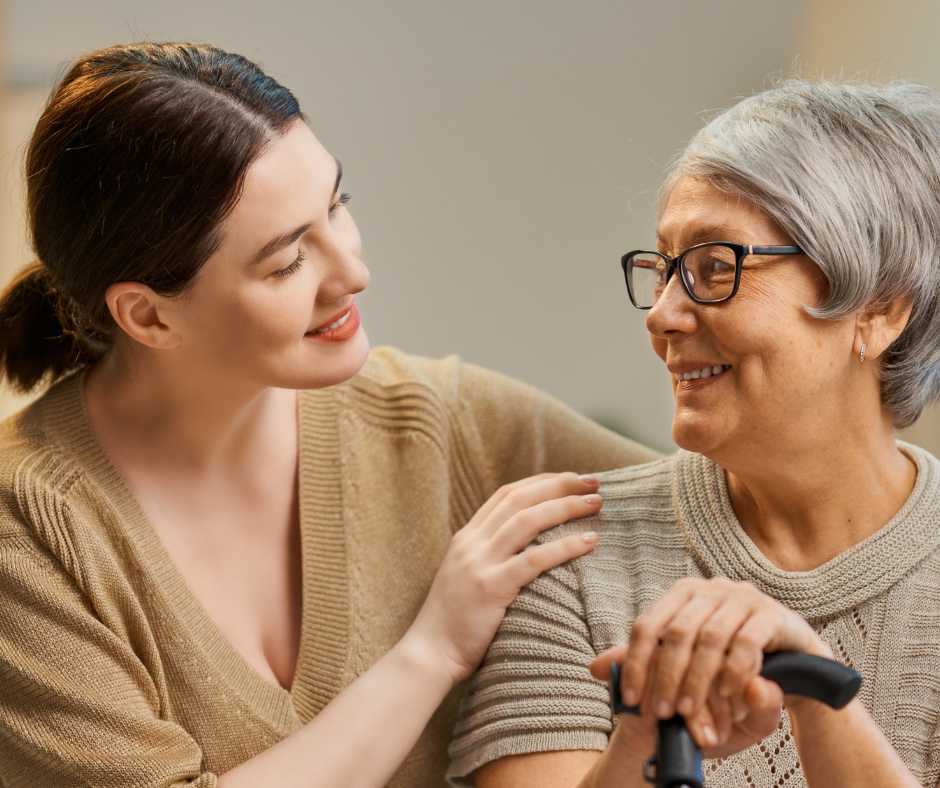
{"left": 167, "top": 120, "right": 370, "bottom": 391}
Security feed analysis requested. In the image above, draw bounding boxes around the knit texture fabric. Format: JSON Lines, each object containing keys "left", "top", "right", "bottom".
{"left": 448, "top": 446, "right": 940, "bottom": 787}
{"left": 0, "top": 347, "right": 659, "bottom": 788}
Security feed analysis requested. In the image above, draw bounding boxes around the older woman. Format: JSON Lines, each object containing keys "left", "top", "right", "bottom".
{"left": 447, "top": 79, "right": 940, "bottom": 788}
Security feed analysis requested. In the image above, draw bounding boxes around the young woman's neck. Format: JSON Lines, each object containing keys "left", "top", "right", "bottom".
{"left": 83, "top": 341, "right": 297, "bottom": 475}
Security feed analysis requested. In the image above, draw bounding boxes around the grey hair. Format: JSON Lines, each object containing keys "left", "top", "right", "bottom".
{"left": 662, "top": 78, "right": 940, "bottom": 429}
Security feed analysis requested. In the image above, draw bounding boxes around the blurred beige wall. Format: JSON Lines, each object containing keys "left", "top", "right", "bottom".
{"left": 797, "top": 0, "right": 940, "bottom": 452}
{"left": 0, "top": 0, "right": 43, "bottom": 420}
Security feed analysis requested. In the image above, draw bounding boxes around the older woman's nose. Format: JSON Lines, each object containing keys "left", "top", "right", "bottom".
{"left": 645, "top": 274, "right": 698, "bottom": 338}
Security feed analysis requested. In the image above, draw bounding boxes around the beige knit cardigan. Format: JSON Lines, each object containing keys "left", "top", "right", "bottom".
{"left": 0, "top": 347, "right": 657, "bottom": 788}
{"left": 449, "top": 447, "right": 940, "bottom": 788}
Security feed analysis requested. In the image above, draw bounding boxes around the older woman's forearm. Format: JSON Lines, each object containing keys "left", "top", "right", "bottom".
{"left": 788, "top": 698, "right": 922, "bottom": 788}
{"left": 572, "top": 718, "right": 655, "bottom": 788}
{"left": 475, "top": 718, "right": 653, "bottom": 788}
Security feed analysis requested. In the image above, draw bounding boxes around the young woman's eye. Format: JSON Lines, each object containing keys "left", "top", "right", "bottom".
{"left": 273, "top": 249, "right": 307, "bottom": 279}
{"left": 329, "top": 192, "right": 351, "bottom": 218}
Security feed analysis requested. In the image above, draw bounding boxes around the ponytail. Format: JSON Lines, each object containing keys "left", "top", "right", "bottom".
{"left": 0, "top": 261, "right": 97, "bottom": 392}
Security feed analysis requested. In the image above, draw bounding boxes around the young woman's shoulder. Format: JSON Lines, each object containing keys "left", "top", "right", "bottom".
{"left": 327, "top": 346, "right": 660, "bottom": 479}
{"left": 0, "top": 371, "right": 90, "bottom": 526}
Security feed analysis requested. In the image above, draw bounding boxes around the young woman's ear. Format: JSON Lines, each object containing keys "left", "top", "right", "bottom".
{"left": 105, "top": 282, "right": 182, "bottom": 350}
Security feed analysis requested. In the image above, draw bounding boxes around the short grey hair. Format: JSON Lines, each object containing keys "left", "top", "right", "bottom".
{"left": 662, "top": 78, "right": 940, "bottom": 429}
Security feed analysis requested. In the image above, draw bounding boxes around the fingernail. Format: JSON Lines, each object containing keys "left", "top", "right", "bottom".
{"left": 702, "top": 725, "right": 717, "bottom": 747}
{"left": 580, "top": 531, "right": 598, "bottom": 544}
{"left": 677, "top": 696, "right": 693, "bottom": 715}
{"left": 579, "top": 474, "right": 599, "bottom": 484}
{"left": 581, "top": 494, "right": 602, "bottom": 505}
{"left": 622, "top": 687, "right": 637, "bottom": 706}
{"left": 734, "top": 707, "right": 747, "bottom": 723}
{"left": 718, "top": 730, "right": 728, "bottom": 745}
{"left": 656, "top": 700, "right": 671, "bottom": 719}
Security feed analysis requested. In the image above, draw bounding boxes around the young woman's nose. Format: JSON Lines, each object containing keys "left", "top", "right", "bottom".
{"left": 317, "top": 217, "right": 370, "bottom": 302}
{"left": 645, "top": 273, "right": 698, "bottom": 338}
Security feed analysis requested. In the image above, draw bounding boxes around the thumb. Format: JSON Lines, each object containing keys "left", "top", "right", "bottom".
{"left": 590, "top": 644, "right": 628, "bottom": 681}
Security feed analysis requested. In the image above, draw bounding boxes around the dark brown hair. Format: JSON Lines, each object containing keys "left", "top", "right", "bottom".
{"left": 0, "top": 42, "right": 303, "bottom": 391}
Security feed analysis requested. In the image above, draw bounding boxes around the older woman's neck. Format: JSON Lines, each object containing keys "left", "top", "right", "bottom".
{"left": 722, "top": 416, "right": 916, "bottom": 573}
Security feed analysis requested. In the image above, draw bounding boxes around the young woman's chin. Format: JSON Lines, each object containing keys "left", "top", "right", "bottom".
{"left": 289, "top": 327, "right": 371, "bottom": 390}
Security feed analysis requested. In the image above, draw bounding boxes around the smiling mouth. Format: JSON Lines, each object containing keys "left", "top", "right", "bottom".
{"left": 311, "top": 311, "right": 351, "bottom": 334}
{"left": 674, "top": 364, "right": 731, "bottom": 381}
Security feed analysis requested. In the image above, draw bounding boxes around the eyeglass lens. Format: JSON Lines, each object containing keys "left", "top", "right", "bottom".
{"left": 628, "top": 245, "right": 738, "bottom": 307}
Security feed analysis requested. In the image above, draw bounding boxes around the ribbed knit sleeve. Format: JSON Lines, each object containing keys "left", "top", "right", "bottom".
{"left": 0, "top": 532, "right": 217, "bottom": 788}
{"left": 446, "top": 521, "right": 612, "bottom": 785}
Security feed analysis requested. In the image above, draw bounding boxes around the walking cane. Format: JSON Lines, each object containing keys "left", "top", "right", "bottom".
{"left": 609, "top": 651, "right": 862, "bottom": 788}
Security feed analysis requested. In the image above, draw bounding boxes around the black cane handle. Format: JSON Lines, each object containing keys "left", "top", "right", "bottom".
{"left": 759, "top": 651, "right": 861, "bottom": 709}
{"left": 608, "top": 651, "right": 862, "bottom": 788}
{"left": 609, "top": 650, "right": 860, "bottom": 714}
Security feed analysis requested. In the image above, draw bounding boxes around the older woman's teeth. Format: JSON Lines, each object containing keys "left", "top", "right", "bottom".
{"left": 315, "top": 312, "right": 350, "bottom": 333}
{"left": 675, "top": 365, "right": 730, "bottom": 381}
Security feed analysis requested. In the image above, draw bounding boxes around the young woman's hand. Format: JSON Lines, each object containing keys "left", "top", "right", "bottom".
{"left": 590, "top": 577, "right": 831, "bottom": 756}
{"left": 406, "top": 472, "right": 603, "bottom": 684}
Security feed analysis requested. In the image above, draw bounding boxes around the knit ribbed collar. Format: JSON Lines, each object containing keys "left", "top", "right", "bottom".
{"left": 35, "top": 371, "right": 350, "bottom": 730}
{"left": 673, "top": 444, "right": 940, "bottom": 620}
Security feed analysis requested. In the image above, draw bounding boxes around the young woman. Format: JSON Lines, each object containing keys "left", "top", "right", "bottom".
{"left": 0, "top": 43, "right": 656, "bottom": 787}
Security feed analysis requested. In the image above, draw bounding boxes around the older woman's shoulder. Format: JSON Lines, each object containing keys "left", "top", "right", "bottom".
{"left": 537, "top": 454, "right": 681, "bottom": 548}
{"left": 593, "top": 454, "right": 677, "bottom": 509}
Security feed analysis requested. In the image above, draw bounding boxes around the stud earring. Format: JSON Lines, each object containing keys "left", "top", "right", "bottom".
{"left": 860, "top": 343, "right": 867, "bottom": 362}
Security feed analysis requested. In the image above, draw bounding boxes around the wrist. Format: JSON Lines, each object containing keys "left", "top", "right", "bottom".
{"left": 588, "top": 714, "right": 656, "bottom": 787}
{"left": 395, "top": 627, "right": 467, "bottom": 690}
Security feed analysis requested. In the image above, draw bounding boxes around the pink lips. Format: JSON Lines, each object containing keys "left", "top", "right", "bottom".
{"left": 306, "top": 302, "right": 361, "bottom": 343}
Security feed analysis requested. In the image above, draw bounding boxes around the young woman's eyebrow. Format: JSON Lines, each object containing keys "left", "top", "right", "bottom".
{"left": 249, "top": 223, "right": 312, "bottom": 265}
{"left": 248, "top": 159, "right": 343, "bottom": 265}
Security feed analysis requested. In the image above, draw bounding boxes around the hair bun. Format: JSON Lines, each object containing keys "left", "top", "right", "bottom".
{"left": 0, "top": 260, "right": 95, "bottom": 392}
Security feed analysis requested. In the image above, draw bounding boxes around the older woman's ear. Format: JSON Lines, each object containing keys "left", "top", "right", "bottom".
{"left": 854, "top": 302, "right": 913, "bottom": 363}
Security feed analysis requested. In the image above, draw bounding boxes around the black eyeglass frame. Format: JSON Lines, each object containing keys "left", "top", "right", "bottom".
{"left": 620, "top": 242, "right": 805, "bottom": 309}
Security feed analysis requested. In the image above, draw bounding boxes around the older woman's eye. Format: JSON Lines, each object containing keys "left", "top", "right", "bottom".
{"left": 329, "top": 192, "right": 351, "bottom": 218}
{"left": 705, "top": 256, "right": 735, "bottom": 276}
{"left": 273, "top": 249, "right": 307, "bottom": 279}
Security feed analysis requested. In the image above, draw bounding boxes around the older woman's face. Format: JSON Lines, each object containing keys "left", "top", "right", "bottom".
{"left": 648, "top": 177, "right": 855, "bottom": 458}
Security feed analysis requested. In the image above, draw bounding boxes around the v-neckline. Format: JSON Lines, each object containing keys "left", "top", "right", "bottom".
{"left": 44, "top": 372, "right": 352, "bottom": 730}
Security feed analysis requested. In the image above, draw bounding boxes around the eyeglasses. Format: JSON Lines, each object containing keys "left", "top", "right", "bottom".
{"left": 621, "top": 242, "right": 805, "bottom": 309}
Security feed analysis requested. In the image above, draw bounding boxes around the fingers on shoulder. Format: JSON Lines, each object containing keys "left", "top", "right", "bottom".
{"left": 507, "top": 528, "right": 598, "bottom": 586}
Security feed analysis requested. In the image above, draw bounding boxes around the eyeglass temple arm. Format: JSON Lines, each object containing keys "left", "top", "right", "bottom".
{"left": 747, "top": 245, "right": 804, "bottom": 255}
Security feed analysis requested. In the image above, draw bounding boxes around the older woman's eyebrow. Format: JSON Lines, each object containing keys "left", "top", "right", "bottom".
{"left": 656, "top": 223, "right": 746, "bottom": 247}
{"left": 248, "top": 159, "right": 343, "bottom": 265}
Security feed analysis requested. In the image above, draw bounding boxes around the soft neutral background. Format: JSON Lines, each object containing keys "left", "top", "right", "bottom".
{"left": 1, "top": 0, "right": 938, "bottom": 453}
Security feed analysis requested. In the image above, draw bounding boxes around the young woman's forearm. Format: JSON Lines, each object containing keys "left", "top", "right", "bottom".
{"left": 788, "top": 698, "right": 922, "bottom": 788}
{"left": 217, "top": 632, "right": 452, "bottom": 788}
{"left": 219, "top": 474, "right": 605, "bottom": 788}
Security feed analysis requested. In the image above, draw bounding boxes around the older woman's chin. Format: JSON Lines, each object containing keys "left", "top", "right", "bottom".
{"left": 670, "top": 411, "right": 726, "bottom": 456}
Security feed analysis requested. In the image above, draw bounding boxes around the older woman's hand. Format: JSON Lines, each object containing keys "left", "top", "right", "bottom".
{"left": 592, "top": 577, "right": 833, "bottom": 754}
